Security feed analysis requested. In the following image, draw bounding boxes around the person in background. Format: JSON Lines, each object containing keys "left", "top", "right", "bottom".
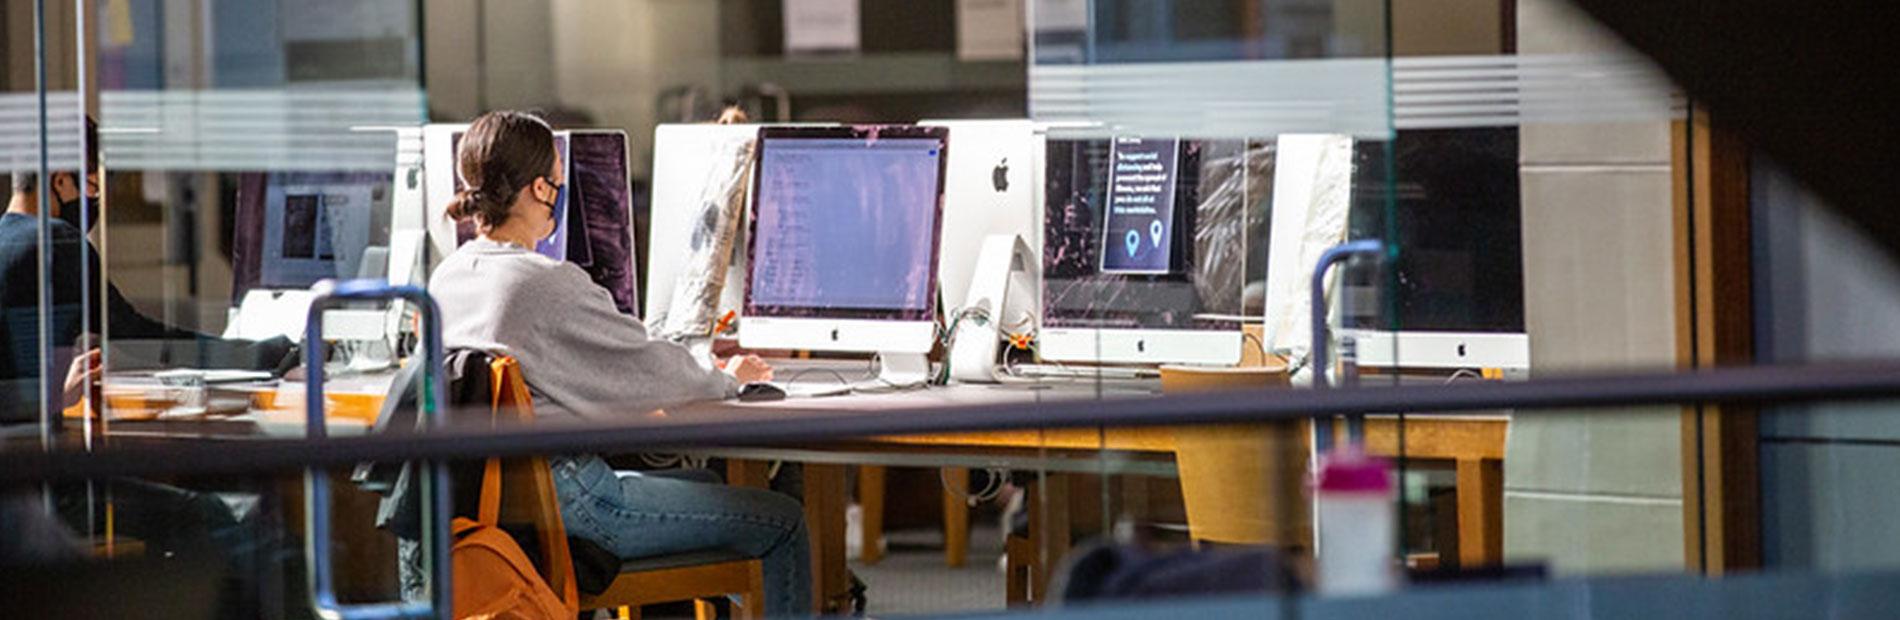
{"left": 0, "top": 116, "right": 293, "bottom": 421}
{"left": 430, "top": 110, "right": 810, "bottom": 616}
{"left": 2, "top": 117, "right": 288, "bottom": 620}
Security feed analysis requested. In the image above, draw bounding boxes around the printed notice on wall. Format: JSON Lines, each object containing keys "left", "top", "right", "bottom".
{"left": 784, "top": 0, "right": 861, "bottom": 55}
{"left": 1099, "top": 137, "right": 1180, "bottom": 274}
{"left": 957, "top": 0, "right": 1025, "bottom": 61}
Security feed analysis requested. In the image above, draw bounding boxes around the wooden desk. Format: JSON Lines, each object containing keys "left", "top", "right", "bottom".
{"left": 684, "top": 382, "right": 1510, "bottom": 609}
{"left": 64, "top": 372, "right": 397, "bottom": 439}
{"left": 82, "top": 372, "right": 1507, "bottom": 612}
{"left": 843, "top": 416, "right": 1507, "bottom": 588}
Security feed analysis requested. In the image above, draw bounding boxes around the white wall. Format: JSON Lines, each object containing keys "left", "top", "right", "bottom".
{"left": 549, "top": 0, "right": 723, "bottom": 177}
{"left": 424, "top": 0, "right": 723, "bottom": 178}
{"left": 424, "top": 0, "right": 557, "bottom": 119}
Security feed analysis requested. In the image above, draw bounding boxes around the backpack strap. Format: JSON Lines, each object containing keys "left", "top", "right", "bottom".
{"left": 478, "top": 457, "right": 503, "bottom": 527}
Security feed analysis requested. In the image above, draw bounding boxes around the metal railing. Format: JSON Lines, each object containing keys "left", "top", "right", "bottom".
{"left": 301, "top": 281, "right": 449, "bottom": 620}
{"left": 6, "top": 360, "right": 1900, "bottom": 484}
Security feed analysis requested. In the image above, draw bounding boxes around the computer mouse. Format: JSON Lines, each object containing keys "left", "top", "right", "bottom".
{"left": 738, "top": 382, "right": 787, "bottom": 402}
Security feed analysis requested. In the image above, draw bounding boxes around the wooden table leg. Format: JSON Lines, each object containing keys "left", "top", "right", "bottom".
{"left": 858, "top": 465, "right": 886, "bottom": 565}
{"left": 727, "top": 459, "right": 770, "bottom": 489}
{"left": 942, "top": 467, "right": 970, "bottom": 568}
{"left": 1456, "top": 458, "right": 1504, "bottom": 566}
{"left": 1027, "top": 473, "right": 1071, "bottom": 600}
{"left": 803, "top": 463, "right": 850, "bottom": 614}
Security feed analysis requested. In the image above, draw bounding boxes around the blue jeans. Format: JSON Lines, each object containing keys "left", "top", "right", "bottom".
{"left": 552, "top": 454, "right": 811, "bottom": 617}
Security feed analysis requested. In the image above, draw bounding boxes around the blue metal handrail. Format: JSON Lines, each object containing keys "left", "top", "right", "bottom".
{"left": 303, "top": 280, "right": 449, "bottom": 620}
{"left": 1310, "top": 239, "right": 1385, "bottom": 450}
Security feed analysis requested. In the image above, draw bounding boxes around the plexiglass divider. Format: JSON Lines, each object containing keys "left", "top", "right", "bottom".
{"left": 3, "top": 0, "right": 1820, "bottom": 617}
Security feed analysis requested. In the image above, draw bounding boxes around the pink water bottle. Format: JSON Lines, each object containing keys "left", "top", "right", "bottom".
{"left": 1314, "top": 448, "right": 1397, "bottom": 596}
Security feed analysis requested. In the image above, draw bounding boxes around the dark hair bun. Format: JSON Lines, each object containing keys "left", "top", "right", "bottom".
{"left": 445, "top": 111, "right": 555, "bottom": 231}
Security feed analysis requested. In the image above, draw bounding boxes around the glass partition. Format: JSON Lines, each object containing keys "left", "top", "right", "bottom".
{"left": 11, "top": 0, "right": 1899, "bottom": 618}
{"left": 1371, "top": 0, "right": 1702, "bottom": 582}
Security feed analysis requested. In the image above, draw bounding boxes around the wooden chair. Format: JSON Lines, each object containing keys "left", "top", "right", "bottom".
{"left": 1003, "top": 532, "right": 1037, "bottom": 607}
{"left": 484, "top": 355, "right": 767, "bottom": 620}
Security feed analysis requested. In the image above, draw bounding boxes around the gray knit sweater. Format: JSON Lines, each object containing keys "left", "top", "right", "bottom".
{"left": 431, "top": 238, "right": 737, "bottom": 421}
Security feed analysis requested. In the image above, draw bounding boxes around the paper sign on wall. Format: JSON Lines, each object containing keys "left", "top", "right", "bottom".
{"left": 958, "top": 0, "right": 1025, "bottom": 61}
{"left": 1032, "top": 0, "right": 1087, "bottom": 32}
{"left": 784, "top": 0, "right": 861, "bottom": 55}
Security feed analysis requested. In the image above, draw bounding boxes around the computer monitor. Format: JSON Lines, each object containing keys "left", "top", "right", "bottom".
{"left": 565, "top": 130, "right": 640, "bottom": 317}
{"left": 645, "top": 123, "right": 770, "bottom": 337}
{"left": 738, "top": 125, "right": 950, "bottom": 384}
{"left": 232, "top": 170, "right": 393, "bottom": 299}
{"left": 1341, "top": 128, "right": 1529, "bottom": 371}
{"left": 918, "top": 119, "right": 1044, "bottom": 315}
{"left": 1038, "top": 137, "right": 1247, "bottom": 366}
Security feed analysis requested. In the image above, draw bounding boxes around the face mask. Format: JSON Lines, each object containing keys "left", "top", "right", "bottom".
{"left": 537, "top": 177, "right": 565, "bottom": 242}
{"left": 55, "top": 176, "right": 98, "bottom": 233}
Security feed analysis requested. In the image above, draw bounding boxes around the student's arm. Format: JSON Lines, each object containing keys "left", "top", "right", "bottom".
{"left": 75, "top": 236, "right": 202, "bottom": 341}
{"left": 80, "top": 238, "right": 292, "bottom": 371}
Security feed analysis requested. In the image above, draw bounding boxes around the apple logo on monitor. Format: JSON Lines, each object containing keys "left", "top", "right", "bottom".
{"left": 992, "top": 158, "right": 1009, "bottom": 193}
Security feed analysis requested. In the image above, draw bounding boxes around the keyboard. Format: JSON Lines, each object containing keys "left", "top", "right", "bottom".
{"left": 1007, "top": 364, "right": 1160, "bottom": 380}
{"left": 779, "top": 382, "right": 855, "bottom": 399}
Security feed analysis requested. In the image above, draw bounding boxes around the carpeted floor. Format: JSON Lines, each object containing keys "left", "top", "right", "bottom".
{"left": 852, "top": 524, "right": 1010, "bottom": 617}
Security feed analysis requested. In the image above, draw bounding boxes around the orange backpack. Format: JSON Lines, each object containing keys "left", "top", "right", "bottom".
{"left": 452, "top": 358, "right": 579, "bottom": 620}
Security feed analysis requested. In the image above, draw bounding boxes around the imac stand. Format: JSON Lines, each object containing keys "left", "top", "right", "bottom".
{"left": 950, "top": 234, "right": 1040, "bottom": 383}
{"left": 874, "top": 352, "right": 934, "bottom": 387}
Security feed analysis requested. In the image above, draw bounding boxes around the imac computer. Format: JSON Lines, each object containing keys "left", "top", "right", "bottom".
{"left": 646, "top": 123, "right": 775, "bottom": 338}
{"left": 421, "top": 123, "right": 468, "bottom": 262}
{"left": 738, "top": 125, "right": 950, "bottom": 385}
{"left": 1037, "top": 137, "right": 1249, "bottom": 367}
{"left": 229, "top": 170, "right": 394, "bottom": 346}
{"left": 564, "top": 129, "right": 641, "bottom": 316}
{"left": 233, "top": 170, "right": 392, "bottom": 296}
{"left": 1338, "top": 128, "right": 1529, "bottom": 373}
{"left": 919, "top": 119, "right": 1046, "bottom": 382}
{"left": 918, "top": 119, "right": 1044, "bottom": 313}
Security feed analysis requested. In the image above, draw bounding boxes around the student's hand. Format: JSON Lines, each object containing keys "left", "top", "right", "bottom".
{"left": 722, "top": 354, "right": 774, "bottom": 384}
{"left": 62, "top": 348, "right": 102, "bottom": 408}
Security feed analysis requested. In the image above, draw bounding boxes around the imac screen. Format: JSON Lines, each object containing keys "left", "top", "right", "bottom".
{"left": 233, "top": 170, "right": 393, "bottom": 298}
{"left": 568, "top": 131, "right": 639, "bottom": 317}
{"left": 746, "top": 128, "right": 947, "bottom": 321}
{"left": 1353, "top": 128, "right": 1525, "bottom": 333}
{"left": 1043, "top": 138, "right": 1267, "bottom": 330}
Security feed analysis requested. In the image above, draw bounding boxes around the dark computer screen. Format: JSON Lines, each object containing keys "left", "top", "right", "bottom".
{"left": 567, "top": 131, "right": 639, "bottom": 317}
{"left": 1349, "top": 128, "right": 1525, "bottom": 333}
{"left": 745, "top": 127, "right": 947, "bottom": 321}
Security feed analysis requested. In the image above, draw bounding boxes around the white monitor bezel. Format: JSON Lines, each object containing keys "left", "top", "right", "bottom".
{"left": 918, "top": 119, "right": 1045, "bottom": 316}
{"left": 738, "top": 125, "right": 950, "bottom": 355}
{"left": 1037, "top": 327, "right": 1244, "bottom": 366}
{"left": 1338, "top": 329, "right": 1530, "bottom": 370}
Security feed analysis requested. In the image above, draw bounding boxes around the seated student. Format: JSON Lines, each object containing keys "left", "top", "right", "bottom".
{"left": 2, "top": 118, "right": 287, "bottom": 620}
{"left": 429, "top": 111, "right": 809, "bottom": 616}
{"left": 0, "top": 116, "right": 292, "bottom": 422}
